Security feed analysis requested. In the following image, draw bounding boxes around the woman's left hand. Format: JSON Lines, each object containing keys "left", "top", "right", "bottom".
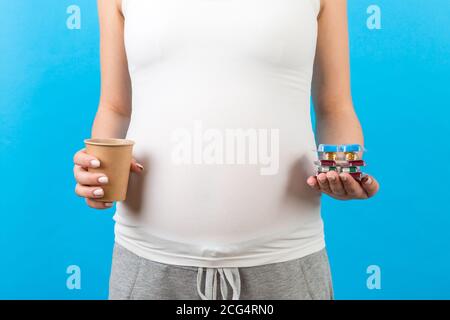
{"left": 306, "top": 171, "right": 379, "bottom": 200}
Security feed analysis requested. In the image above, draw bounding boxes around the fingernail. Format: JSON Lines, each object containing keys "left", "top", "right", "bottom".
{"left": 98, "top": 176, "right": 109, "bottom": 184}
{"left": 307, "top": 178, "right": 315, "bottom": 186}
{"left": 327, "top": 174, "right": 336, "bottom": 181}
{"left": 90, "top": 159, "right": 100, "bottom": 168}
{"left": 93, "top": 188, "right": 104, "bottom": 197}
{"left": 340, "top": 173, "right": 347, "bottom": 181}
{"left": 364, "top": 177, "right": 372, "bottom": 185}
{"left": 318, "top": 175, "right": 326, "bottom": 182}
{"left": 136, "top": 163, "right": 144, "bottom": 171}
{"left": 104, "top": 202, "right": 114, "bottom": 207}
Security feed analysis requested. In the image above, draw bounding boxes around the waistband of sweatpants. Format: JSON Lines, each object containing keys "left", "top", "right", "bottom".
{"left": 114, "top": 233, "right": 326, "bottom": 268}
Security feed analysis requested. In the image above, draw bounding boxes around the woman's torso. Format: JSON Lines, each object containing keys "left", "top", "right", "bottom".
{"left": 114, "top": 0, "right": 324, "bottom": 267}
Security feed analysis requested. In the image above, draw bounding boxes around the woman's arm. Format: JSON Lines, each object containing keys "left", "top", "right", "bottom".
{"left": 308, "top": 0, "right": 379, "bottom": 199}
{"left": 312, "top": 0, "right": 363, "bottom": 147}
{"left": 93, "top": 0, "right": 131, "bottom": 138}
{"left": 73, "top": 0, "right": 142, "bottom": 209}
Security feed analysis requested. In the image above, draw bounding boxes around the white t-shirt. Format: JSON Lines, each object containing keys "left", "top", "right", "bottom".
{"left": 114, "top": 0, "right": 325, "bottom": 267}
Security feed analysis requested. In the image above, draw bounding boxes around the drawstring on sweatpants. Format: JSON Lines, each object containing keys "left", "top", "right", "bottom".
{"left": 196, "top": 267, "right": 241, "bottom": 300}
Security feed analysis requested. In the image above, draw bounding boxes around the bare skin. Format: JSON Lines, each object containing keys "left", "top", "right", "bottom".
{"left": 73, "top": 0, "right": 379, "bottom": 208}
{"left": 308, "top": 0, "right": 379, "bottom": 199}
{"left": 74, "top": 0, "right": 143, "bottom": 209}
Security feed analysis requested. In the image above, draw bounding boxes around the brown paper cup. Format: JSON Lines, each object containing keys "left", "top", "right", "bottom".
{"left": 84, "top": 138, "right": 135, "bottom": 202}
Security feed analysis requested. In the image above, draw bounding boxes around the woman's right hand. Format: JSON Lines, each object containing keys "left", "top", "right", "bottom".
{"left": 73, "top": 148, "right": 144, "bottom": 209}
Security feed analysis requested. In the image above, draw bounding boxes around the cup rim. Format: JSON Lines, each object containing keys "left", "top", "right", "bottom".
{"left": 84, "top": 138, "right": 135, "bottom": 146}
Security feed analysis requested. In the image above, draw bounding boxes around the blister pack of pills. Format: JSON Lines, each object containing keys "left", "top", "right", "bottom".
{"left": 314, "top": 144, "right": 367, "bottom": 181}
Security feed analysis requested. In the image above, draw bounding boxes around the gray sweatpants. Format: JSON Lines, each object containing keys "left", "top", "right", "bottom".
{"left": 109, "top": 243, "right": 334, "bottom": 300}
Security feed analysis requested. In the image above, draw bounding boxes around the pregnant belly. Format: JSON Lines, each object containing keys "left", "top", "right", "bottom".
{"left": 120, "top": 77, "right": 319, "bottom": 243}
{"left": 117, "top": 131, "right": 321, "bottom": 244}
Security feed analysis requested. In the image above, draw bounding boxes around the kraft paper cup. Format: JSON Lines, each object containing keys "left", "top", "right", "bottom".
{"left": 84, "top": 138, "right": 135, "bottom": 202}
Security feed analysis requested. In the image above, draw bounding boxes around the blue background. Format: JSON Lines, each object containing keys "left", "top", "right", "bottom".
{"left": 0, "top": 0, "right": 449, "bottom": 299}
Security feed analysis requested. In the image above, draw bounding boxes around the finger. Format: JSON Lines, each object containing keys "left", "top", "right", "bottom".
{"left": 130, "top": 158, "right": 144, "bottom": 173}
{"left": 73, "top": 149, "right": 101, "bottom": 168}
{"left": 326, "top": 171, "right": 346, "bottom": 196}
{"left": 339, "top": 173, "right": 366, "bottom": 198}
{"left": 360, "top": 175, "right": 379, "bottom": 198}
{"left": 86, "top": 198, "right": 114, "bottom": 210}
{"left": 75, "top": 184, "right": 105, "bottom": 199}
{"left": 317, "top": 173, "right": 332, "bottom": 194}
{"left": 74, "top": 165, "right": 109, "bottom": 186}
{"left": 306, "top": 176, "right": 321, "bottom": 192}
